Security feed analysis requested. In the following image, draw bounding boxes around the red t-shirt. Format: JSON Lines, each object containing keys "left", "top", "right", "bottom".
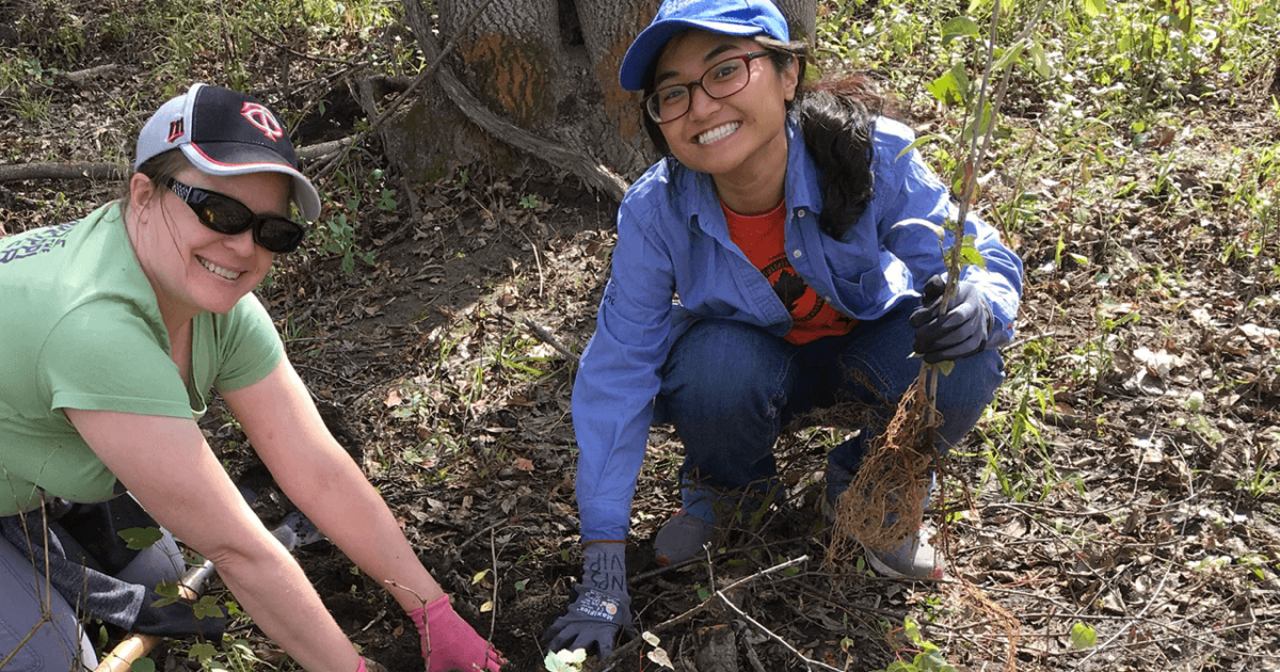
{"left": 724, "top": 200, "right": 857, "bottom": 345}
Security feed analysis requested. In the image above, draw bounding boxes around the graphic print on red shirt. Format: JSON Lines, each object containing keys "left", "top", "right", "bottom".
{"left": 723, "top": 200, "right": 857, "bottom": 345}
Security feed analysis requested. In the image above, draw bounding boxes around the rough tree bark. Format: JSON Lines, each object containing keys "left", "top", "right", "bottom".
{"left": 384, "top": 0, "right": 817, "bottom": 200}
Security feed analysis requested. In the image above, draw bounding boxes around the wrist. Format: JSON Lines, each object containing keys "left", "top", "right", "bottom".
{"left": 582, "top": 539, "right": 625, "bottom": 547}
{"left": 408, "top": 594, "right": 457, "bottom": 632}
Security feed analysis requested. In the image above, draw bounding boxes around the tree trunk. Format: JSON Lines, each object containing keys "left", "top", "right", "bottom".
{"left": 391, "top": 0, "right": 817, "bottom": 199}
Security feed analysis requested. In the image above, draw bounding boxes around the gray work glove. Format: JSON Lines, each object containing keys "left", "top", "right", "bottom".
{"left": 910, "top": 275, "right": 995, "bottom": 363}
{"left": 543, "top": 542, "right": 633, "bottom": 658}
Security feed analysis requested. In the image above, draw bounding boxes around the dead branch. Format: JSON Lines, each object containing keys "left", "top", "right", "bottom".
{"left": 716, "top": 590, "right": 844, "bottom": 672}
{"left": 523, "top": 319, "right": 580, "bottom": 363}
{"left": 401, "top": 0, "right": 628, "bottom": 203}
{"left": 59, "top": 64, "right": 124, "bottom": 87}
{"left": 297, "top": 137, "right": 355, "bottom": 161}
{"left": 598, "top": 555, "right": 809, "bottom": 672}
{"left": 0, "top": 162, "right": 125, "bottom": 183}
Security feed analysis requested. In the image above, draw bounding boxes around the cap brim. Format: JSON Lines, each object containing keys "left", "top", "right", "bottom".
{"left": 619, "top": 19, "right": 765, "bottom": 91}
{"left": 181, "top": 142, "right": 321, "bottom": 222}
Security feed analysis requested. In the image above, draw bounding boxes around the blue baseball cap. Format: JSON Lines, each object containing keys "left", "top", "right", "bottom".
{"left": 619, "top": 0, "right": 790, "bottom": 92}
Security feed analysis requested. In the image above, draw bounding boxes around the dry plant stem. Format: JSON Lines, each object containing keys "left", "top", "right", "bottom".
{"left": 0, "top": 504, "right": 56, "bottom": 670}
{"left": 487, "top": 528, "right": 499, "bottom": 658}
{"left": 384, "top": 577, "right": 502, "bottom": 669}
{"left": 714, "top": 590, "right": 845, "bottom": 672}
{"left": 0, "top": 162, "right": 125, "bottom": 183}
{"left": 599, "top": 555, "right": 809, "bottom": 668}
{"left": 1076, "top": 555, "right": 1177, "bottom": 665}
{"left": 522, "top": 319, "right": 580, "bottom": 363}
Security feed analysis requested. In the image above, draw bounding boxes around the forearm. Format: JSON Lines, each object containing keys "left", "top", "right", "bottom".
{"left": 210, "top": 539, "right": 359, "bottom": 672}
{"left": 278, "top": 447, "right": 445, "bottom": 612}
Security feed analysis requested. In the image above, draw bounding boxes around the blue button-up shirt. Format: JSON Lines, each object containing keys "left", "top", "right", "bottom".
{"left": 572, "top": 115, "right": 1024, "bottom": 541}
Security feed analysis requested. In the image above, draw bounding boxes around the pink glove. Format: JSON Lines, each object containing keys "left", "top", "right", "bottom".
{"left": 409, "top": 595, "right": 504, "bottom": 672}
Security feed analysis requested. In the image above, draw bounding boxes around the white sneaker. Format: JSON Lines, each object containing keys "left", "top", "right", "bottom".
{"left": 863, "top": 527, "right": 943, "bottom": 580}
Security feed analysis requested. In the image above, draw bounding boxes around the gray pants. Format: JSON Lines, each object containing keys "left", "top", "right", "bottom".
{"left": 0, "top": 502, "right": 184, "bottom": 671}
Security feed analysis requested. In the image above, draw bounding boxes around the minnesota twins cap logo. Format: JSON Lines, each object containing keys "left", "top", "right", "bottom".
{"left": 240, "top": 102, "right": 284, "bottom": 141}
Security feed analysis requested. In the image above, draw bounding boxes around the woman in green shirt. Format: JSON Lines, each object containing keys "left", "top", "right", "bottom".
{"left": 0, "top": 83, "right": 503, "bottom": 672}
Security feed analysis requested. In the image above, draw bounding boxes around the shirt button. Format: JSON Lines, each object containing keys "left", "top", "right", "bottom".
{"left": 792, "top": 249, "right": 803, "bottom": 259}
{"left": 797, "top": 209, "right": 806, "bottom": 217}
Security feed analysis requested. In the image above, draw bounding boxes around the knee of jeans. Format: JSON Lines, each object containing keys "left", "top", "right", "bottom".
{"left": 933, "top": 350, "right": 1004, "bottom": 451}
{"left": 115, "top": 530, "right": 184, "bottom": 587}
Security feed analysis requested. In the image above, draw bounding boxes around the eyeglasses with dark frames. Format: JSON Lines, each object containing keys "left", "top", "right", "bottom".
{"left": 166, "top": 178, "right": 307, "bottom": 254}
{"left": 644, "top": 51, "right": 772, "bottom": 124}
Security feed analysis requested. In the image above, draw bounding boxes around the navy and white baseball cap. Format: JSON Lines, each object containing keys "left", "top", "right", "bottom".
{"left": 134, "top": 83, "right": 321, "bottom": 221}
{"left": 619, "top": 0, "right": 791, "bottom": 92}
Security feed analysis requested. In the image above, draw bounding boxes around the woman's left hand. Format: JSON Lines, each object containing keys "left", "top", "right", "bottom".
{"left": 409, "top": 595, "right": 504, "bottom": 672}
{"left": 909, "top": 276, "right": 994, "bottom": 363}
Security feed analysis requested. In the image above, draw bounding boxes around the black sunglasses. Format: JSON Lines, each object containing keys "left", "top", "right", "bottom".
{"left": 166, "top": 178, "right": 307, "bottom": 254}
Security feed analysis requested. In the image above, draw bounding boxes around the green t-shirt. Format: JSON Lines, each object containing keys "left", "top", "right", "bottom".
{"left": 0, "top": 202, "right": 284, "bottom": 515}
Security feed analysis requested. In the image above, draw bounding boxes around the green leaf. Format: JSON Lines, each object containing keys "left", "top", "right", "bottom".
{"left": 130, "top": 657, "right": 156, "bottom": 672}
{"left": 1070, "top": 622, "right": 1097, "bottom": 649}
{"left": 189, "top": 642, "right": 218, "bottom": 663}
{"left": 471, "top": 569, "right": 491, "bottom": 585}
{"left": 941, "top": 17, "right": 980, "bottom": 45}
{"left": 150, "top": 581, "right": 180, "bottom": 608}
{"left": 1027, "top": 41, "right": 1053, "bottom": 78}
{"left": 1081, "top": 0, "right": 1106, "bottom": 17}
{"left": 118, "top": 527, "right": 163, "bottom": 551}
{"left": 193, "top": 595, "right": 224, "bottom": 620}
{"left": 543, "top": 648, "right": 586, "bottom": 672}
{"left": 927, "top": 69, "right": 965, "bottom": 107}
{"left": 993, "top": 41, "right": 1028, "bottom": 76}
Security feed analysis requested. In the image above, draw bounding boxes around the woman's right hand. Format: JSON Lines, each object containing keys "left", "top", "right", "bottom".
{"left": 409, "top": 595, "right": 504, "bottom": 671}
{"left": 66, "top": 408, "right": 363, "bottom": 672}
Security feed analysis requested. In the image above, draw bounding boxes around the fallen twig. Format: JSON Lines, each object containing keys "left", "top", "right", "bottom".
{"left": 716, "top": 586, "right": 845, "bottom": 672}
{"left": 522, "top": 319, "right": 579, "bottom": 363}
{"left": 599, "top": 555, "right": 810, "bottom": 671}
{"left": 0, "top": 162, "right": 125, "bottom": 183}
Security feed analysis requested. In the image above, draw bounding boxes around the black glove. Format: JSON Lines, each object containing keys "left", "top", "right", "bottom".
{"left": 543, "top": 542, "right": 633, "bottom": 658}
{"left": 909, "top": 276, "right": 994, "bottom": 363}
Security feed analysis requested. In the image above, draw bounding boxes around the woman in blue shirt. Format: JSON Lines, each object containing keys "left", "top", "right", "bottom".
{"left": 545, "top": 0, "right": 1023, "bottom": 658}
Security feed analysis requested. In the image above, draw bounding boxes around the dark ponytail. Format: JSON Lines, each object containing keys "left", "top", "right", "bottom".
{"left": 794, "top": 78, "right": 886, "bottom": 240}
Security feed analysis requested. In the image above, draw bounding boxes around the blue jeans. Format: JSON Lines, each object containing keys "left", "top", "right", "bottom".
{"left": 0, "top": 498, "right": 185, "bottom": 671}
{"left": 654, "top": 306, "right": 1004, "bottom": 522}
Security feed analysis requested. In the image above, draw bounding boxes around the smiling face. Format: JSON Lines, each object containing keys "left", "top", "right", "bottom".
{"left": 652, "top": 30, "right": 798, "bottom": 208}
{"left": 126, "top": 168, "right": 289, "bottom": 325}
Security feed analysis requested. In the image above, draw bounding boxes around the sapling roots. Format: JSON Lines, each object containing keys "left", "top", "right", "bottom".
{"left": 824, "top": 372, "right": 940, "bottom": 570}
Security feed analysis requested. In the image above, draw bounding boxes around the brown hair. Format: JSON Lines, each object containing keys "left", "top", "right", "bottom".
{"left": 118, "top": 150, "right": 192, "bottom": 219}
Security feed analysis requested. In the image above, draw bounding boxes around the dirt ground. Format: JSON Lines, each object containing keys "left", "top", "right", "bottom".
{"left": 3, "top": 20, "right": 1280, "bottom": 672}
